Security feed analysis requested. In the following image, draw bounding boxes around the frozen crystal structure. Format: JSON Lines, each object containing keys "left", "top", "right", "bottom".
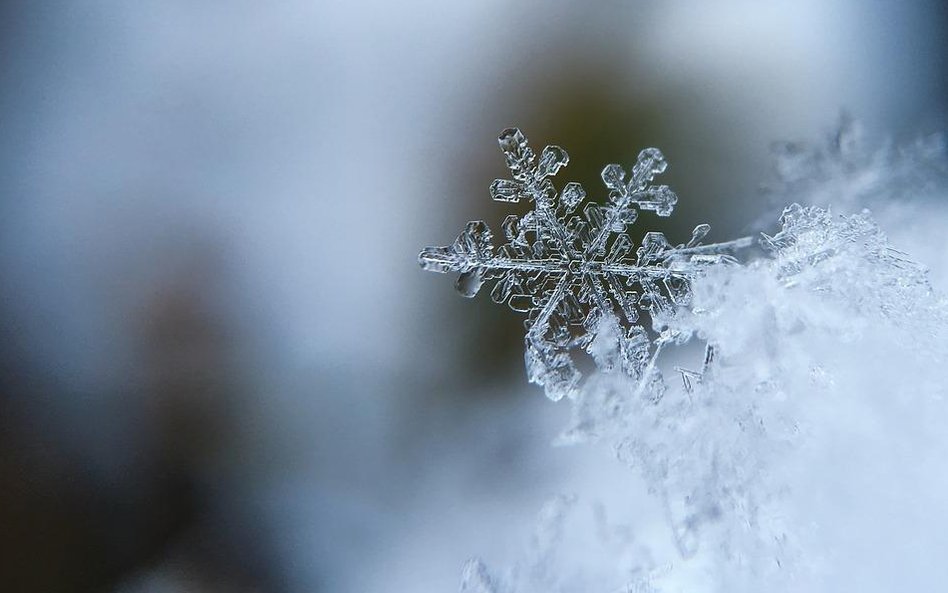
{"left": 439, "top": 123, "right": 948, "bottom": 593}
{"left": 420, "top": 128, "right": 751, "bottom": 400}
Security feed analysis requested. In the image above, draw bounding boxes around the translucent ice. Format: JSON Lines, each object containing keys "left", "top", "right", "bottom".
{"left": 420, "top": 128, "right": 751, "bottom": 400}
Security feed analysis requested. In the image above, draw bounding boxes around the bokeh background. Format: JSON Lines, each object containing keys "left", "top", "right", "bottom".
{"left": 1, "top": 1, "right": 945, "bottom": 591}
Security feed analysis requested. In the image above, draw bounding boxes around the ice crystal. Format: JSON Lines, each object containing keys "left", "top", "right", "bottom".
{"left": 761, "top": 115, "right": 948, "bottom": 286}
{"left": 420, "top": 128, "right": 751, "bottom": 400}
{"left": 556, "top": 203, "right": 948, "bottom": 592}
{"left": 434, "top": 122, "right": 948, "bottom": 593}
{"left": 478, "top": 203, "right": 943, "bottom": 593}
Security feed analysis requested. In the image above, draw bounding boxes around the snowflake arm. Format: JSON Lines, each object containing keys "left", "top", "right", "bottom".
{"left": 420, "top": 128, "right": 750, "bottom": 400}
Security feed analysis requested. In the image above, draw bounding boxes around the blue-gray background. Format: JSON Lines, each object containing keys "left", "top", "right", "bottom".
{"left": 1, "top": 2, "right": 945, "bottom": 591}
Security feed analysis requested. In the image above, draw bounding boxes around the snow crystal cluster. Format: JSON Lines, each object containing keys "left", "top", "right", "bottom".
{"left": 421, "top": 125, "right": 948, "bottom": 592}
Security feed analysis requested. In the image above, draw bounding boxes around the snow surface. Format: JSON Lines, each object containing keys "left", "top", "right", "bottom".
{"left": 446, "top": 125, "right": 948, "bottom": 592}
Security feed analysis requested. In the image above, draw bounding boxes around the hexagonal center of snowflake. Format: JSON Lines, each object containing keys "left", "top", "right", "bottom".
{"left": 567, "top": 257, "right": 603, "bottom": 275}
{"left": 419, "top": 127, "right": 753, "bottom": 400}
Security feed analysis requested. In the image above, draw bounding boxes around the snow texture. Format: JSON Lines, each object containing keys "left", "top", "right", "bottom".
{"left": 421, "top": 123, "right": 948, "bottom": 592}
{"left": 420, "top": 128, "right": 751, "bottom": 401}
{"left": 763, "top": 114, "right": 947, "bottom": 214}
{"left": 459, "top": 203, "right": 948, "bottom": 593}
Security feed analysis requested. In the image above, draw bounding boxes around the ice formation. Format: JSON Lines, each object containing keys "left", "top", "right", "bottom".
{"left": 419, "top": 128, "right": 751, "bottom": 401}
{"left": 422, "top": 123, "right": 948, "bottom": 592}
{"left": 457, "top": 201, "right": 948, "bottom": 593}
{"left": 762, "top": 115, "right": 948, "bottom": 288}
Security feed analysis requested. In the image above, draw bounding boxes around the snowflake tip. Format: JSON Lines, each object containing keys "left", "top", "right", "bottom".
{"left": 537, "top": 145, "right": 569, "bottom": 178}
{"left": 632, "top": 147, "right": 668, "bottom": 187}
{"left": 688, "top": 224, "right": 711, "bottom": 247}
{"left": 601, "top": 163, "right": 626, "bottom": 191}
{"left": 418, "top": 220, "right": 494, "bottom": 276}
{"left": 498, "top": 127, "right": 533, "bottom": 178}
{"left": 489, "top": 178, "right": 523, "bottom": 203}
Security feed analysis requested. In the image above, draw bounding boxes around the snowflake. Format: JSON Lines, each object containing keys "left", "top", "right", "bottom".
{"left": 419, "top": 128, "right": 751, "bottom": 400}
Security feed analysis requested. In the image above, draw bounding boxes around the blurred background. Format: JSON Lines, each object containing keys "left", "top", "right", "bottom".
{"left": 0, "top": 1, "right": 945, "bottom": 591}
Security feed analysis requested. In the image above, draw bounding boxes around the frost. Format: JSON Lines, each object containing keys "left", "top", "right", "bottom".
{"left": 420, "top": 128, "right": 751, "bottom": 400}
{"left": 460, "top": 559, "right": 499, "bottom": 593}
{"left": 420, "top": 120, "right": 948, "bottom": 593}
{"left": 762, "top": 115, "right": 948, "bottom": 287}
{"left": 560, "top": 204, "right": 947, "bottom": 592}
{"left": 421, "top": 124, "right": 948, "bottom": 592}
{"left": 763, "top": 114, "right": 948, "bottom": 215}
{"left": 462, "top": 494, "right": 663, "bottom": 593}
